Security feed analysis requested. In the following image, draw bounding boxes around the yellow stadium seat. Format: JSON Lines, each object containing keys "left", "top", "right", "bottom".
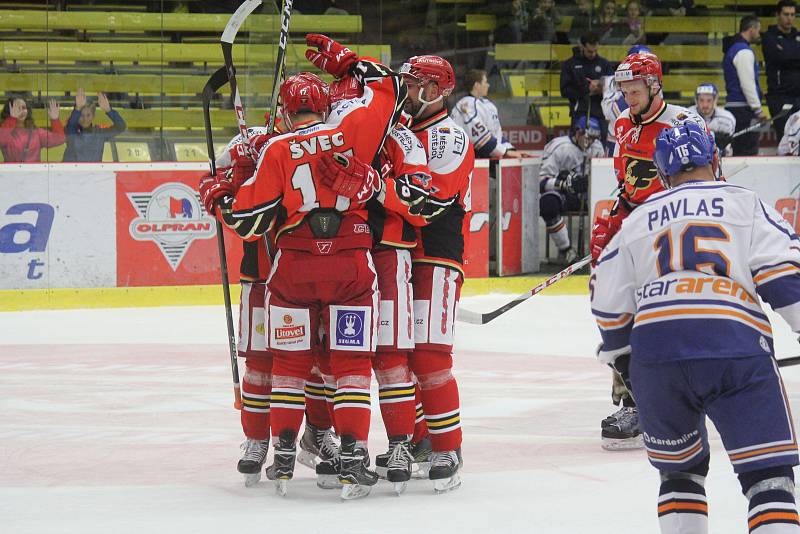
{"left": 540, "top": 106, "right": 572, "bottom": 128}
{"left": 495, "top": 43, "right": 765, "bottom": 63}
{"left": 174, "top": 142, "right": 209, "bottom": 162}
{"left": 116, "top": 142, "right": 151, "bottom": 162}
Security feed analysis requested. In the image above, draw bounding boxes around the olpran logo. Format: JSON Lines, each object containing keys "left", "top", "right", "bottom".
{"left": 127, "top": 183, "right": 215, "bottom": 270}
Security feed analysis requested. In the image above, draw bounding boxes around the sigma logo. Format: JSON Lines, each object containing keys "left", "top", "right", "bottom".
{"left": 0, "top": 203, "right": 54, "bottom": 280}
{"left": 469, "top": 211, "right": 512, "bottom": 232}
{"left": 128, "top": 182, "right": 215, "bottom": 271}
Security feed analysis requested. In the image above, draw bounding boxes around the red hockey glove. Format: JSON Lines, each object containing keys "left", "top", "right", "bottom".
{"left": 590, "top": 216, "right": 619, "bottom": 266}
{"left": 305, "top": 33, "right": 357, "bottom": 78}
{"left": 317, "top": 152, "right": 380, "bottom": 202}
{"left": 199, "top": 171, "right": 235, "bottom": 216}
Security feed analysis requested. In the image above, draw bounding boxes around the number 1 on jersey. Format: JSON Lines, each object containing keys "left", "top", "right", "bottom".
{"left": 654, "top": 223, "right": 731, "bottom": 277}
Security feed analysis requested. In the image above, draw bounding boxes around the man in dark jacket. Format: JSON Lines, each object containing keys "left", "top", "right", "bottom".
{"left": 723, "top": 15, "right": 764, "bottom": 156}
{"left": 63, "top": 88, "right": 126, "bottom": 162}
{"left": 762, "top": 0, "right": 800, "bottom": 138}
{"left": 560, "top": 32, "right": 614, "bottom": 138}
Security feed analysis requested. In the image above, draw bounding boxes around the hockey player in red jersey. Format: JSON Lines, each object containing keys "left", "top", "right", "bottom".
{"left": 589, "top": 52, "right": 707, "bottom": 450}
{"left": 199, "top": 34, "right": 406, "bottom": 500}
{"left": 399, "top": 54, "right": 474, "bottom": 493}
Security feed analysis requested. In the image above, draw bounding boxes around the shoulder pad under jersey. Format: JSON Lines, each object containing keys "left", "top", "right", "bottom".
{"left": 388, "top": 125, "right": 427, "bottom": 166}
{"left": 422, "top": 119, "right": 470, "bottom": 175}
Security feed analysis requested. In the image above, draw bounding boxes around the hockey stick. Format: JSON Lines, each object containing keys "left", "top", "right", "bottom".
{"left": 457, "top": 254, "right": 592, "bottom": 325}
{"left": 730, "top": 103, "right": 793, "bottom": 139}
{"left": 778, "top": 355, "right": 800, "bottom": 368}
{"left": 201, "top": 66, "right": 242, "bottom": 410}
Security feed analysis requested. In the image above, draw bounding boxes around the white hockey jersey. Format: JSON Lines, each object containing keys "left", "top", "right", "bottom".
{"left": 538, "top": 135, "right": 605, "bottom": 193}
{"left": 591, "top": 181, "right": 800, "bottom": 365}
{"left": 215, "top": 126, "right": 271, "bottom": 168}
{"left": 778, "top": 109, "right": 800, "bottom": 156}
{"left": 601, "top": 75, "right": 626, "bottom": 144}
{"left": 688, "top": 105, "right": 736, "bottom": 156}
{"left": 450, "top": 95, "right": 514, "bottom": 158}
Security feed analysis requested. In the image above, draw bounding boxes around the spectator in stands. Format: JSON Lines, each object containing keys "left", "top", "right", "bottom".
{"left": 594, "top": 0, "right": 620, "bottom": 43}
{"left": 762, "top": 0, "right": 800, "bottom": 139}
{"left": 63, "top": 88, "right": 126, "bottom": 162}
{"left": 570, "top": 0, "right": 595, "bottom": 43}
{"left": 0, "top": 97, "right": 64, "bottom": 163}
{"left": 723, "top": 15, "right": 764, "bottom": 156}
{"left": 560, "top": 32, "right": 614, "bottom": 141}
{"left": 621, "top": 1, "right": 645, "bottom": 46}
{"left": 643, "top": 0, "right": 693, "bottom": 16}
{"left": 451, "top": 69, "right": 524, "bottom": 158}
{"left": 527, "top": 0, "right": 563, "bottom": 43}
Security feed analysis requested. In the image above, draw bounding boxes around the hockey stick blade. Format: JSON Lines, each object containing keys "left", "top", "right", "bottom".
{"left": 778, "top": 355, "right": 800, "bottom": 368}
{"left": 457, "top": 255, "right": 592, "bottom": 325}
{"left": 221, "top": 0, "right": 262, "bottom": 44}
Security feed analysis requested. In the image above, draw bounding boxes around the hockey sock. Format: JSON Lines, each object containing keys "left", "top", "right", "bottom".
{"left": 374, "top": 351, "right": 416, "bottom": 437}
{"left": 240, "top": 357, "right": 272, "bottom": 441}
{"left": 411, "top": 383, "right": 429, "bottom": 444}
{"left": 270, "top": 353, "right": 314, "bottom": 443}
{"left": 411, "top": 350, "right": 462, "bottom": 452}
{"left": 547, "top": 219, "right": 570, "bottom": 251}
{"left": 741, "top": 467, "right": 800, "bottom": 533}
{"left": 330, "top": 353, "right": 373, "bottom": 443}
{"left": 657, "top": 476, "right": 708, "bottom": 534}
{"left": 304, "top": 369, "right": 332, "bottom": 430}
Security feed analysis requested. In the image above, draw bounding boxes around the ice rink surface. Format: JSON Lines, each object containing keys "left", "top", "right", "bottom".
{"left": 2, "top": 294, "right": 800, "bottom": 534}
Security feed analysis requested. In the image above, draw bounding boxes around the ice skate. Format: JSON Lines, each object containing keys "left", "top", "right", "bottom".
{"left": 601, "top": 406, "right": 644, "bottom": 451}
{"left": 237, "top": 438, "right": 269, "bottom": 487}
{"left": 410, "top": 436, "right": 432, "bottom": 479}
{"left": 315, "top": 454, "right": 342, "bottom": 489}
{"left": 375, "top": 436, "right": 413, "bottom": 494}
{"left": 339, "top": 435, "right": 378, "bottom": 500}
{"left": 297, "top": 423, "right": 339, "bottom": 469}
{"left": 265, "top": 430, "right": 296, "bottom": 496}
{"left": 429, "top": 449, "right": 463, "bottom": 494}
{"left": 601, "top": 405, "right": 629, "bottom": 429}
{"left": 555, "top": 247, "right": 578, "bottom": 265}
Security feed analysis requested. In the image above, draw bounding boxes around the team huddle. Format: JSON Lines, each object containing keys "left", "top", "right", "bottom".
{"left": 197, "top": 33, "right": 800, "bottom": 531}
{"left": 199, "top": 34, "right": 471, "bottom": 499}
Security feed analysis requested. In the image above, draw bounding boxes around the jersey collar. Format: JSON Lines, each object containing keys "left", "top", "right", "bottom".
{"left": 634, "top": 100, "right": 667, "bottom": 126}
{"left": 411, "top": 109, "right": 449, "bottom": 133}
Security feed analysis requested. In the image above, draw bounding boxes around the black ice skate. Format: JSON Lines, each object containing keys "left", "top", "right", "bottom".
{"left": 298, "top": 423, "right": 339, "bottom": 470}
{"left": 410, "top": 436, "right": 432, "bottom": 479}
{"left": 265, "top": 430, "right": 297, "bottom": 496}
{"left": 315, "top": 454, "right": 342, "bottom": 490}
{"left": 375, "top": 435, "right": 414, "bottom": 495}
{"left": 338, "top": 434, "right": 378, "bottom": 500}
{"left": 556, "top": 247, "right": 578, "bottom": 265}
{"left": 237, "top": 438, "right": 269, "bottom": 487}
{"left": 429, "top": 449, "right": 463, "bottom": 494}
{"left": 601, "top": 406, "right": 644, "bottom": 451}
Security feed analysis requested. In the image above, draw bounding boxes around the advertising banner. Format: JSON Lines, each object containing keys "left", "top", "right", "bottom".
{"left": 590, "top": 156, "right": 800, "bottom": 230}
{"left": 464, "top": 159, "right": 490, "bottom": 278}
{"left": 497, "top": 160, "right": 523, "bottom": 276}
{"left": 0, "top": 166, "right": 116, "bottom": 289}
{"left": 116, "top": 169, "right": 243, "bottom": 287}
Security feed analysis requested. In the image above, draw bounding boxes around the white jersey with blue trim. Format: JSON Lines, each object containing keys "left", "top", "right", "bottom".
{"left": 450, "top": 95, "right": 514, "bottom": 158}
{"left": 688, "top": 105, "right": 736, "bottom": 156}
{"left": 601, "top": 75, "right": 626, "bottom": 142}
{"left": 591, "top": 181, "right": 800, "bottom": 365}
{"left": 778, "top": 109, "right": 800, "bottom": 156}
{"left": 538, "top": 135, "right": 605, "bottom": 193}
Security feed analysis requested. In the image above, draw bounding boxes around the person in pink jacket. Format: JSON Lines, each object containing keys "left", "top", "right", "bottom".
{"left": 0, "top": 97, "right": 65, "bottom": 162}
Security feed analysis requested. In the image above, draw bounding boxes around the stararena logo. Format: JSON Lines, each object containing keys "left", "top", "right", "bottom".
{"left": 127, "top": 182, "right": 216, "bottom": 270}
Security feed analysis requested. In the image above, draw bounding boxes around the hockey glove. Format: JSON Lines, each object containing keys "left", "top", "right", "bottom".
{"left": 392, "top": 172, "right": 431, "bottom": 214}
{"left": 555, "top": 170, "right": 588, "bottom": 195}
{"left": 317, "top": 151, "right": 381, "bottom": 202}
{"left": 305, "top": 34, "right": 357, "bottom": 78}
{"left": 590, "top": 199, "right": 630, "bottom": 266}
{"left": 199, "top": 171, "right": 235, "bottom": 216}
{"left": 713, "top": 132, "right": 732, "bottom": 151}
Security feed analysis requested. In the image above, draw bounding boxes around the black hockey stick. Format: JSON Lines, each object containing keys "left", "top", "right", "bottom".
{"left": 730, "top": 103, "right": 793, "bottom": 140}
{"left": 778, "top": 355, "right": 800, "bottom": 368}
{"left": 264, "top": 0, "right": 293, "bottom": 137}
{"left": 457, "top": 254, "right": 592, "bottom": 325}
{"left": 201, "top": 65, "right": 242, "bottom": 410}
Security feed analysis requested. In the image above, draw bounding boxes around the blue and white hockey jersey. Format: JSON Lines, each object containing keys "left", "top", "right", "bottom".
{"left": 450, "top": 95, "right": 514, "bottom": 158}
{"left": 591, "top": 181, "right": 800, "bottom": 365}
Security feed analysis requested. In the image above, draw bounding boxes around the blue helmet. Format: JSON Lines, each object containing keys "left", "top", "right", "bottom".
{"left": 571, "top": 115, "right": 602, "bottom": 139}
{"left": 695, "top": 82, "right": 719, "bottom": 100}
{"left": 626, "top": 44, "right": 652, "bottom": 56}
{"left": 653, "top": 121, "right": 715, "bottom": 187}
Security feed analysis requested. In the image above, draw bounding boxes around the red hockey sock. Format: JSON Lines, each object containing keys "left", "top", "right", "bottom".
{"left": 374, "top": 351, "right": 416, "bottom": 437}
{"left": 411, "top": 383, "right": 429, "bottom": 444}
{"left": 330, "top": 353, "right": 373, "bottom": 443}
{"left": 270, "top": 353, "right": 314, "bottom": 442}
{"left": 304, "top": 368, "right": 332, "bottom": 429}
{"left": 240, "top": 356, "right": 272, "bottom": 441}
{"left": 410, "top": 349, "right": 462, "bottom": 452}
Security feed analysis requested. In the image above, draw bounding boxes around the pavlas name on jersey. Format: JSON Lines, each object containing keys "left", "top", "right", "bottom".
{"left": 646, "top": 196, "right": 724, "bottom": 231}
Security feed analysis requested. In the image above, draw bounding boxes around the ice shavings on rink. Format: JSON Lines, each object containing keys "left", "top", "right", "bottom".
{"left": 1, "top": 294, "right": 799, "bottom": 533}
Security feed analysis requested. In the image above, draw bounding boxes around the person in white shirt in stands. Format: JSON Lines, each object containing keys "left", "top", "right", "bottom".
{"left": 688, "top": 83, "right": 736, "bottom": 156}
{"left": 450, "top": 69, "right": 524, "bottom": 158}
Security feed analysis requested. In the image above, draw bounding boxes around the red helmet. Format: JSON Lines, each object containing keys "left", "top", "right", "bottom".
{"left": 399, "top": 55, "right": 456, "bottom": 96}
{"left": 614, "top": 52, "right": 662, "bottom": 87}
{"left": 329, "top": 75, "right": 363, "bottom": 108}
{"left": 280, "top": 72, "right": 329, "bottom": 115}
